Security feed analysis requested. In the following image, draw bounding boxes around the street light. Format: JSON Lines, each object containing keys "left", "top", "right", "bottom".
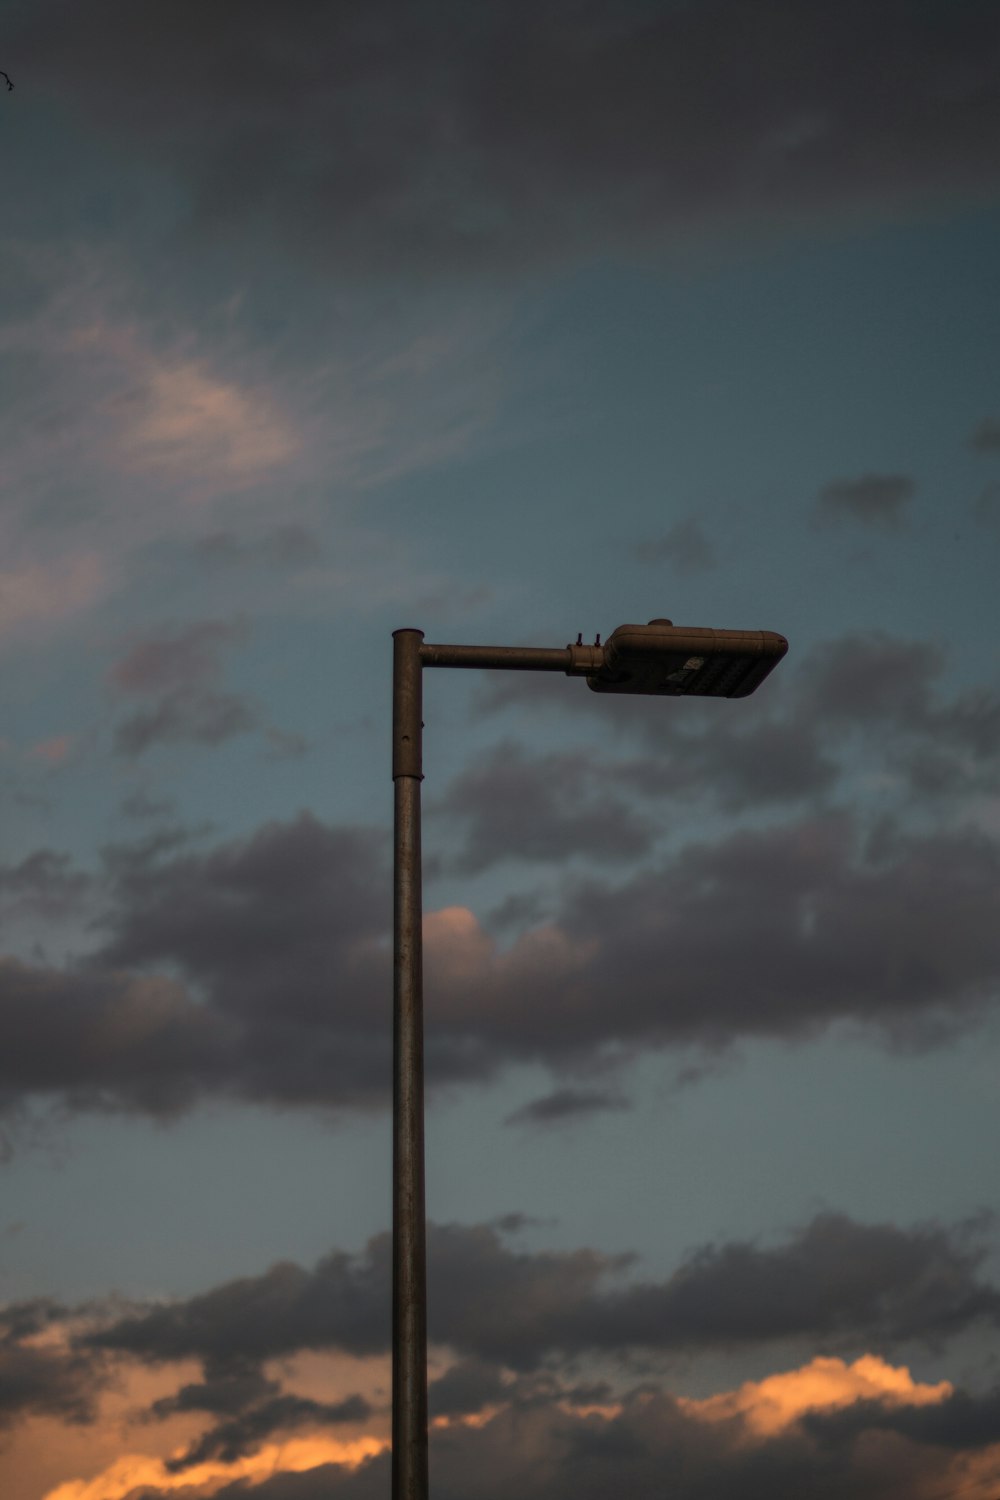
{"left": 391, "top": 619, "right": 787, "bottom": 1500}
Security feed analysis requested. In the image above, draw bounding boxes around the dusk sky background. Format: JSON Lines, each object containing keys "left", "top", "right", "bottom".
{"left": 3, "top": 3, "right": 1000, "bottom": 1497}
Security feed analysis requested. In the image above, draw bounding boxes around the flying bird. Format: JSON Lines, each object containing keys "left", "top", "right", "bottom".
{"left": 1, "top": 71, "right": 13, "bottom": 92}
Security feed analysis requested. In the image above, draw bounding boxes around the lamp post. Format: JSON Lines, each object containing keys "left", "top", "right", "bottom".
{"left": 391, "top": 619, "right": 787, "bottom": 1500}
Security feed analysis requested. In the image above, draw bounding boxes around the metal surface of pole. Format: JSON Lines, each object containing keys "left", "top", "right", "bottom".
{"left": 392, "top": 628, "right": 428, "bottom": 1500}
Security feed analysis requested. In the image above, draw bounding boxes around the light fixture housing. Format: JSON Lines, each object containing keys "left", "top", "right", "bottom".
{"left": 587, "top": 620, "right": 788, "bottom": 698}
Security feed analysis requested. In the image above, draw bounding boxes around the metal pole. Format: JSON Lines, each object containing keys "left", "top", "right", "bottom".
{"left": 387, "top": 623, "right": 782, "bottom": 1497}
{"left": 392, "top": 628, "right": 428, "bottom": 1500}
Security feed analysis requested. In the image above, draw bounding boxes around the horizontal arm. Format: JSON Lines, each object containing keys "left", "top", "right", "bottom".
{"left": 420, "top": 642, "right": 603, "bottom": 675}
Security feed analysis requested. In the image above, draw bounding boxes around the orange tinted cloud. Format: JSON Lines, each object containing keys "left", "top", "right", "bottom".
{"left": 28, "top": 734, "right": 74, "bottom": 765}
{"left": 23, "top": 1347, "right": 389, "bottom": 1500}
{"left": 0, "top": 555, "right": 106, "bottom": 640}
{"left": 42, "top": 1434, "right": 386, "bottom": 1500}
{"left": 681, "top": 1352, "right": 952, "bottom": 1437}
{"left": 108, "top": 355, "right": 297, "bottom": 488}
{"left": 423, "top": 904, "right": 596, "bottom": 1022}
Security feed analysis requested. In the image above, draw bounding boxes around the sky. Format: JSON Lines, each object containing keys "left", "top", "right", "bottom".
{"left": 2, "top": 1, "right": 1000, "bottom": 1496}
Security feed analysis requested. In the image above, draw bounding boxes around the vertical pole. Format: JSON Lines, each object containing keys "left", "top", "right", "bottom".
{"left": 392, "top": 629, "right": 428, "bottom": 1500}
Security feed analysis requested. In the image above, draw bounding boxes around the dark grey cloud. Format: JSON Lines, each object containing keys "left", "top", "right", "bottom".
{"left": 84, "top": 807, "right": 1000, "bottom": 1068}
{"left": 0, "top": 849, "right": 91, "bottom": 918}
{"left": 0, "top": 816, "right": 396, "bottom": 1123}
{"left": 149, "top": 1357, "right": 276, "bottom": 1420}
{"left": 795, "top": 632, "right": 1000, "bottom": 800}
{"left": 11, "top": 0, "right": 1000, "bottom": 281}
{"left": 164, "top": 1390, "right": 372, "bottom": 1472}
{"left": 431, "top": 742, "right": 654, "bottom": 872}
{"left": 387, "top": 1388, "right": 979, "bottom": 1500}
{"left": 428, "top": 1357, "right": 505, "bottom": 1419}
{"left": 814, "top": 473, "right": 916, "bottom": 529}
{"left": 969, "top": 416, "right": 1000, "bottom": 452}
{"left": 0, "top": 955, "right": 232, "bottom": 1117}
{"left": 85, "top": 1213, "right": 1000, "bottom": 1374}
{"left": 797, "top": 632, "right": 945, "bottom": 729}
{"left": 615, "top": 721, "right": 838, "bottom": 812}
{"left": 61, "top": 1211, "right": 1000, "bottom": 1499}
{"left": 519, "top": 815, "right": 1000, "bottom": 1060}
{"left": 3, "top": 785, "right": 1000, "bottom": 1121}
{"left": 149, "top": 1385, "right": 984, "bottom": 1500}
{"left": 110, "top": 619, "right": 258, "bottom": 757}
{"left": 96, "top": 815, "right": 392, "bottom": 1091}
{"left": 806, "top": 1384, "right": 1000, "bottom": 1451}
{"left": 635, "top": 518, "right": 717, "bottom": 574}
{"left": 478, "top": 629, "right": 1000, "bottom": 807}
{"left": 0, "top": 1300, "right": 105, "bottom": 1426}
{"left": 114, "top": 690, "right": 257, "bottom": 757}
{"left": 111, "top": 621, "right": 246, "bottom": 696}
{"left": 472, "top": 664, "right": 836, "bottom": 816}
{"left": 504, "top": 1088, "right": 630, "bottom": 1127}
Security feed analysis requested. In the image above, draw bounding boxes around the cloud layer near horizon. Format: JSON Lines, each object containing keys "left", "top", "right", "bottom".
{"left": 5, "top": 1214, "right": 999, "bottom": 1500}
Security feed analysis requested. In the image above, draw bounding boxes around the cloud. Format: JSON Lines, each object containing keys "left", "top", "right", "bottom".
{"left": 428, "top": 1357, "right": 506, "bottom": 1419}
{"left": 796, "top": 632, "right": 945, "bottom": 728}
{"left": 119, "top": 790, "right": 175, "bottom": 821}
{"left": 111, "top": 621, "right": 246, "bottom": 696}
{"left": 114, "top": 692, "right": 257, "bottom": 757}
{"left": 84, "top": 1213, "right": 1000, "bottom": 1374}
{"left": 12, "top": 1, "right": 1000, "bottom": 280}
{"left": 431, "top": 742, "right": 655, "bottom": 872}
{"left": 635, "top": 518, "right": 717, "bottom": 574}
{"left": 969, "top": 417, "right": 1000, "bottom": 452}
{"left": 194, "top": 525, "right": 322, "bottom": 571}
{"left": 4, "top": 781, "right": 1000, "bottom": 1121}
{"left": 0, "top": 238, "right": 508, "bottom": 651}
{"left": 974, "top": 481, "right": 1000, "bottom": 528}
{"left": 0, "top": 1301, "right": 107, "bottom": 1427}
{"left": 102, "top": 352, "right": 297, "bottom": 484}
{"left": 0, "top": 850, "right": 91, "bottom": 919}
{"left": 0, "top": 554, "right": 107, "bottom": 643}
{"left": 504, "top": 1088, "right": 630, "bottom": 1127}
{"left": 814, "top": 474, "right": 916, "bottom": 529}
{"left": 478, "top": 628, "right": 1000, "bottom": 808}
{"left": 162, "top": 1391, "right": 372, "bottom": 1472}
{"left": 0, "top": 955, "right": 233, "bottom": 1117}
{"left": 685, "top": 1352, "right": 951, "bottom": 1436}
{"left": 805, "top": 1380, "right": 1000, "bottom": 1450}
{"left": 15, "top": 1224, "right": 1000, "bottom": 1500}
{"left": 65, "top": 1353, "right": 999, "bottom": 1500}
{"left": 28, "top": 736, "right": 75, "bottom": 767}
{"left": 42, "top": 1435, "right": 387, "bottom": 1500}
{"left": 90, "top": 815, "right": 393, "bottom": 1107}
{"left": 109, "top": 620, "right": 258, "bottom": 757}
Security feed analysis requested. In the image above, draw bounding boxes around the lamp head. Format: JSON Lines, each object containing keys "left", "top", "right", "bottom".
{"left": 588, "top": 620, "right": 788, "bottom": 698}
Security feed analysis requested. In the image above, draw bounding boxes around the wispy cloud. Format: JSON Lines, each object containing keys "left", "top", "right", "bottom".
{"left": 814, "top": 474, "right": 916, "bottom": 530}
{"left": 109, "top": 620, "right": 258, "bottom": 758}
{"left": 635, "top": 518, "right": 718, "bottom": 573}
{"left": 969, "top": 416, "right": 1000, "bottom": 453}
{"left": 0, "top": 555, "right": 107, "bottom": 642}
